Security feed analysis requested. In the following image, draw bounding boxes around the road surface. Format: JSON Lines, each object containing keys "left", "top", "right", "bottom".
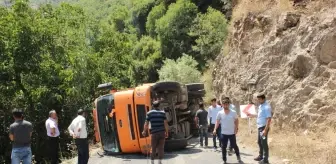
{"left": 84, "top": 137, "right": 284, "bottom": 164}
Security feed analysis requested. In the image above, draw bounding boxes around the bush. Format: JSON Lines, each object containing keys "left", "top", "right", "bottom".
{"left": 201, "top": 60, "right": 216, "bottom": 103}
{"left": 158, "top": 54, "right": 202, "bottom": 84}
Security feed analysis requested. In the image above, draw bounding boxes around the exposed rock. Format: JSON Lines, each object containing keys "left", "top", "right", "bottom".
{"left": 314, "top": 32, "right": 336, "bottom": 64}
{"left": 276, "top": 12, "right": 301, "bottom": 36}
{"left": 327, "top": 80, "right": 336, "bottom": 90}
{"left": 318, "top": 106, "right": 335, "bottom": 115}
{"left": 214, "top": 7, "right": 336, "bottom": 130}
{"left": 328, "top": 61, "right": 336, "bottom": 69}
{"left": 288, "top": 55, "right": 314, "bottom": 79}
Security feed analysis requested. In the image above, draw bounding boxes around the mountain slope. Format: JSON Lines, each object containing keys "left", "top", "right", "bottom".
{"left": 213, "top": 0, "right": 336, "bottom": 131}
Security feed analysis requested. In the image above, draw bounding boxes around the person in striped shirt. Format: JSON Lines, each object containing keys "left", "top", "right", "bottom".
{"left": 142, "top": 101, "right": 169, "bottom": 164}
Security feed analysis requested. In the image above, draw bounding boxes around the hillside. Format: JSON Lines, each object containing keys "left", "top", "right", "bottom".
{"left": 214, "top": 0, "right": 336, "bottom": 131}
{"left": 213, "top": 0, "right": 336, "bottom": 163}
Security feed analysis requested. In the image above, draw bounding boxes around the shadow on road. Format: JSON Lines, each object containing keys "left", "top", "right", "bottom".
{"left": 239, "top": 152, "right": 253, "bottom": 156}
{"left": 226, "top": 162, "right": 246, "bottom": 164}
{"left": 166, "top": 147, "right": 203, "bottom": 155}
{"left": 95, "top": 146, "right": 204, "bottom": 160}
{"left": 99, "top": 152, "right": 178, "bottom": 160}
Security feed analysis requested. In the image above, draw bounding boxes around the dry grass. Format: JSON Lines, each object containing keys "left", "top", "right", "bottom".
{"left": 202, "top": 61, "right": 216, "bottom": 103}
{"left": 238, "top": 118, "right": 336, "bottom": 164}
{"left": 306, "top": 0, "right": 336, "bottom": 12}
{"left": 231, "top": 0, "right": 336, "bottom": 23}
{"left": 231, "top": 0, "right": 294, "bottom": 21}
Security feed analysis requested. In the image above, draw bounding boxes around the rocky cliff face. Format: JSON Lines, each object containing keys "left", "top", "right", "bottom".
{"left": 213, "top": 5, "right": 336, "bottom": 130}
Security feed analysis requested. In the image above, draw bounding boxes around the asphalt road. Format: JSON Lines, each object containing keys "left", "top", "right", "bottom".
{"left": 86, "top": 137, "right": 284, "bottom": 164}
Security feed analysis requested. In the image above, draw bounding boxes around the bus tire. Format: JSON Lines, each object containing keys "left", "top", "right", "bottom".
{"left": 164, "top": 138, "right": 188, "bottom": 151}
{"left": 152, "top": 81, "right": 181, "bottom": 92}
{"left": 188, "top": 89, "right": 206, "bottom": 97}
{"left": 186, "top": 83, "right": 204, "bottom": 91}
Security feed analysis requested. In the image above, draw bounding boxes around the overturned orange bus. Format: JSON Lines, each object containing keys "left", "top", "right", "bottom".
{"left": 92, "top": 81, "right": 205, "bottom": 154}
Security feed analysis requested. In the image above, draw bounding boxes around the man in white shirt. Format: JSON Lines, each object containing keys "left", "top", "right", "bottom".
{"left": 68, "top": 109, "right": 89, "bottom": 164}
{"left": 46, "top": 110, "right": 60, "bottom": 164}
{"left": 223, "top": 97, "right": 237, "bottom": 153}
{"left": 208, "top": 98, "right": 222, "bottom": 149}
{"left": 213, "top": 99, "right": 241, "bottom": 164}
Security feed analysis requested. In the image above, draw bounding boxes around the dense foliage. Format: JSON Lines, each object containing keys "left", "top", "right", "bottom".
{"left": 158, "top": 54, "right": 202, "bottom": 84}
{"left": 0, "top": 0, "right": 228, "bottom": 163}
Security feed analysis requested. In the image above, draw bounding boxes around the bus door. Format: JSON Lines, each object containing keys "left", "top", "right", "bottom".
{"left": 114, "top": 90, "right": 141, "bottom": 153}
{"left": 133, "top": 86, "right": 152, "bottom": 154}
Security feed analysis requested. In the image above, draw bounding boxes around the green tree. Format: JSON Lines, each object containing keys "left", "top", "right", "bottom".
{"left": 189, "top": 7, "right": 228, "bottom": 69}
{"left": 0, "top": 1, "right": 99, "bottom": 162}
{"left": 130, "top": 0, "right": 157, "bottom": 36}
{"left": 0, "top": 0, "right": 230, "bottom": 162}
{"left": 94, "top": 25, "right": 137, "bottom": 88}
{"left": 131, "top": 36, "right": 162, "bottom": 84}
{"left": 146, "top": 2, "right": 166, "bottom": 37}
{"left": 158, "top": 54, "right": 201, "bottom": 84}
{"left": 155, "top": 0, "right": 198, "bottom": 59}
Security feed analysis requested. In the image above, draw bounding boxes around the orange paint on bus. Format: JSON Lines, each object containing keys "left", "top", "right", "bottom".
{"left": 114, "top": 90, "right": 141, "bottom": 153}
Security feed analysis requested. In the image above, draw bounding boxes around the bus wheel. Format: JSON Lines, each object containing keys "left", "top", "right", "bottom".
{"left": 152, "top": 81, "right": 181, "bottom": 92}
{"left": 186, "top": 83, "right": 204, "bottom": 91}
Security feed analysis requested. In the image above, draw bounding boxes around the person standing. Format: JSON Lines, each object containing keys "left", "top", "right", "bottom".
{"left": 208, "top": 98, "right": 222, "bottom": 149}
{"left": 142, "top": 101, "right": 169, "bottom": 164}
{"left": 68, "top": 109, "right": 89, "bottom": 164}
{"left": 195, "top": 102, "right": 208, "bottom": 147}
{"left": 9, "top": 108, "right": 33, "bottom": 164}
{"left": 45, "top": 110, "right": 60, "bottom": 164}
{"left": 247, "top": 93, "right": 272, "bottom": 164}
{"left": 213, "top": 99, "right": 241, "bottom": 164}
{"left": 223, "top": 97, "right": 236, "bottom": 153}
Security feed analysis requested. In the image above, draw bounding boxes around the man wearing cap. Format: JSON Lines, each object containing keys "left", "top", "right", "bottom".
{"left": 213, "top": 99, "right": 241, "bottom": 164}
{"left": 68, "top": 109, "right": 89, "bottom": 164}
{"left": 9, "top": 108, "right": 33, "bottom": 164}
{"left": 45, "top": 110, "right": 60, "bottom": 164}
{"left": 142, "top": 101, "right": 169, "bottom": 164}
{"left": 247, "top": 93, "right": 272, "bottom": 164}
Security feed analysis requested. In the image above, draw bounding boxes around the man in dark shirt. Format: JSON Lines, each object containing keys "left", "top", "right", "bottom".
{"left": 9, "top": 108, "right": 33, "bottom": 164}
{"left": 142, "top": 101, "right": 169, "bottom": 164}
{"left": 195, "top": 102, "right": 208, "bottom": 147}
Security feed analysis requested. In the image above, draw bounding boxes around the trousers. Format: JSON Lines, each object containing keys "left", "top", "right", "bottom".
{"left": 221, "top": 134, "right": 240, "bottom": 161}
{"left": 75, "top": 138, "right": 89, "bottom": 164}
{"left": 151, "top": 131, "right": 165, "bottom": 160}
{"left": 48, "top": 137, "right": 59, "bottom": 164}
{"left": 198, "top": 125, "right": 208, "bottom": 146}
{"left": 258, "top": 126, "right": 269, "bottom": 161}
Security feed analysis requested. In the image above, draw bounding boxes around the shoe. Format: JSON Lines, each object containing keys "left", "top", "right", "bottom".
{"left": 158, "top": 160, "right": 163, "bottom": 164}
{"left": 254, "top": 156, "right": 263, "bottom": 161}
{"left": 260, "top": 159, "right": 269, "bottom": 164}
{"left": 151, "top": 160, "right": 154, "bottom": 164}
{"left": 223, "top": 161, "right": 227, "bottom": 164}
{"left": 237, "top": 156, "right": 242, "bottom": 162}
